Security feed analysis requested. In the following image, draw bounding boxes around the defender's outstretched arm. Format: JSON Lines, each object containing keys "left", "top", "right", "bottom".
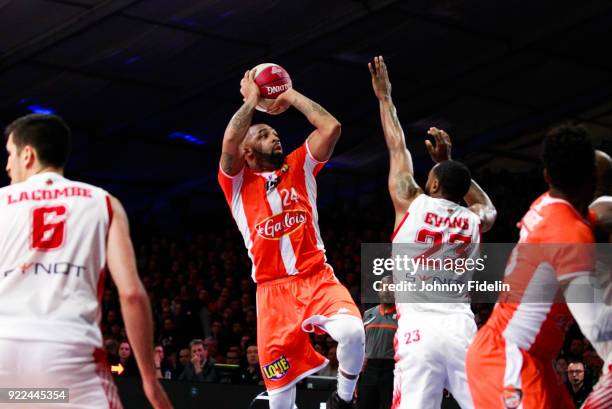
{"left": 369, "top": 56, "right": 423, "bottom": 229}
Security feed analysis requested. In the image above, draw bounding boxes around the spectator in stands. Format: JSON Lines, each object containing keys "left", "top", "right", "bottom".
{"left": 105, "top": 309, "right": 120, "bottom": 330}
{"left": 113, "top": 340, "right": 138, "bottom": 377}
{"left": 358, "top": 275, "right": 397, "bottom": 409}
{"left": 197, "top": 289, "right": 212, "bottom": 338}
{"left": 230, "top": 322, "right": 245, "bottom": 345}
{"left": 154, "top": 344, "right": 172, "bottom": 380}
{"left": 211, "top": 320, "right": 230, "bottom": 352}
{"left": 238, "top": 345, "right": 264, "bottom": 386}
{"left": 239, "top": 335, "right": 252, "bottom": 355}
{"left": 555, "top": 357, "right": 568, "bottom": 384}
{"left": 318, "top": 346, "right": 339, "bottom": 377}
{"left": 204, "top": 337, "right": 224, "bottom": 363}
{"left": 158, "top": 318, "right": 178, "bottom": 351}
{"left": 109, "top": 323, "right": 123, "bottom": 341}
{"left": 178, "top": 339, "right": 217, "bottom": 382}
{"left": 104, "top": 338, "right": 119, "bottom": 364}
{"left": 244, "top": 307, "right": 257, "bottom": 336}
{"left": 226, "top": 349, "right": 241, "bottom": 366}
{"left": 568, "top": 338, "right": 585, "bottom": 361}
{"left": 582, "top": 347, "right": 604, "bottom": 380}
{"left": 175, "top": 348, "right": 191, "bottom": 379}
{"left": 565, "top": 361, "right": 593, "bottom": 408}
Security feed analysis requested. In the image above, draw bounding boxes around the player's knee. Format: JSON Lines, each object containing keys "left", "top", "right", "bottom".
{"left": 341, "top": 318, "right": 365, "bottom": 347}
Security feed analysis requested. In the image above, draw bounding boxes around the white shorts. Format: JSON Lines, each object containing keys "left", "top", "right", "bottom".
{"left": 0, "top": 339, "right": 122, "bottom": 409}
{"left": 392, "top": 311, "right": 476, "bottom": 409}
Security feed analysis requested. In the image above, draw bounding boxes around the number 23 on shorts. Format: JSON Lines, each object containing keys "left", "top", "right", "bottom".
{"left": 404, "top": 329, "right": 421, "bottom": 345}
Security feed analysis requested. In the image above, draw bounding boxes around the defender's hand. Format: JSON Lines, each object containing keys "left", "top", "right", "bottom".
{"left": 240, "top": 70, "right": 260, "bottom": 102}
{"left": 369, "top": 55, "right": 392, "bottom": 100}
{"left": 425, "top": 127, "right": 452, "bottom": 163}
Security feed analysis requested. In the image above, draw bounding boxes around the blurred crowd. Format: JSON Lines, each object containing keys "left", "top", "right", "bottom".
{"left": 100, "top": 168, "right": 604, "bottom": 405}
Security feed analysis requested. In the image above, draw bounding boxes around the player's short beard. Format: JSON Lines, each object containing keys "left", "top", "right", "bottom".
{"left": 254, "top": 149, "right": 285, "bottom": 169}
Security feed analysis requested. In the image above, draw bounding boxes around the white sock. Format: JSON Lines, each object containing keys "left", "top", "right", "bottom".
{"left": 337, "top": 368, "right": 358, "bottom": 403}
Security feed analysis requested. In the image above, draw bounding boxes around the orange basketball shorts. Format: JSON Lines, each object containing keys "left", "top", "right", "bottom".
{"left": 466, "top": 326, "right": 574, "bottom": 409}
{"left": 256, "top": 266, "right": 361, "bottom": 393}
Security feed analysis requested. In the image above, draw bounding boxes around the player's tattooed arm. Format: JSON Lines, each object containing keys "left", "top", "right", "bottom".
{"left": 221, "top": 70, "right": 259, "bottom": 176}
{"left": 220, "top": 152, "right": 235, "bottom": 175}
{"left": 229, "top": 101, "right": 256, "bottom": 131}
{"left": 279, "top": 88, "right": 340, "bottom": 162}
{"left": 395, "top": 171, "right": 421, "bottom": 200}
{"left": 294, "top": 99, "right": 331, "bottom": 117}
{"left": 370, "top": 56, "right": 423, "bottom": 221}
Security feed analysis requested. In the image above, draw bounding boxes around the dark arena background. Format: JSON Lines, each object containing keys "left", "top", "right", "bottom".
{"left": 1, "top": 1, "right": 611, "bottom": 409}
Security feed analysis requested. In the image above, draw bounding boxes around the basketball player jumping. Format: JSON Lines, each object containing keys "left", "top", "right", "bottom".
{"left": 0, "top": 115, "right": 172, "bottom": 408}
{"left": 369, "top": 56, "right": 497, "bottom": 409}
{"left": 218, "top": 70, "right": 365, "bottom": 409}
{"left": 466, "top": 125, "right": 612, "bottom": 409}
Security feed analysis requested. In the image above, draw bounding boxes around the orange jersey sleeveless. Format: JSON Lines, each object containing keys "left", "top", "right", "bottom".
{"left": 466, "top": 192, "right": 595, "bottom": 409}
{"left": 485, "top": 192, "right": 595, "bottom": 359}
{"left": 218, "top": 142, "right": 329, "bottom": 283}
{"left": 0, "top": 172, "right": 111, "bottom": 348}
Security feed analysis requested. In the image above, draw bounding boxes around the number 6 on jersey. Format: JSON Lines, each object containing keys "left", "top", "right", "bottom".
{"left": 31, "top": 205, "right": 67, "bottom": 251}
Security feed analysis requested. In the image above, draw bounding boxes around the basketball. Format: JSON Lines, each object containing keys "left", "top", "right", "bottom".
{"left": 252, "top": 63, "right": 292, "bottom": 112}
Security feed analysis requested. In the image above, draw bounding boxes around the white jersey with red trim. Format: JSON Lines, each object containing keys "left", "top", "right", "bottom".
{"left": 218, "top": 142, "right": 330, "bottom": 284}
{"left": 391, "top": 194, "right": 482, "bottom": 316}
{"left": 0, "top": 172, "right": 111, "bottom": 348}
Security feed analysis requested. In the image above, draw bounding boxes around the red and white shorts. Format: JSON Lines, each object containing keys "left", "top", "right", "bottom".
{"left": 582, "top": 365, "right": 612, "bottom": 409}
{"left": 0, "top": 339, "right": 122, "bottom": 409}
{"left": 392, "top": 310, "right": 476, "bottom": 409}
{"left": 256, "top": 267, "right": 361, "bottom": 394}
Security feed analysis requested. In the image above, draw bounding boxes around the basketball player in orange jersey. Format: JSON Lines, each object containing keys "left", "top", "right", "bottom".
{"left": 0, "top": 114, "right": 172, "bottom": 409}
{"left": 218, "top": 70, "right": 364, "bottom": 409}
{"left": 369, "top": 56, "right": 496, "bottom": 409}
{"left": 466, "top": 125, "right": 612, "bottom": 409}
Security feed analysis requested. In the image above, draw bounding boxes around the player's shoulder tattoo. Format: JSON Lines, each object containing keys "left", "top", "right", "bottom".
{"left": 395, "top": 172, "right": 419, "bottom": 199}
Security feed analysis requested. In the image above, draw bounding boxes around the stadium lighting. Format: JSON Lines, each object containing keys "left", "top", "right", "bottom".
{"left": 27, "top": 105, "right": 56, "bottom": 115}
{"left": 168, "top": 131, "right": 206, "bottom": 145}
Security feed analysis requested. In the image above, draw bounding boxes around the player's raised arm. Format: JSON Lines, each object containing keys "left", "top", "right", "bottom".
{"left": 220, "top": 70, "right": 260, "bottom": 176}
{"left": 268, "top": 88, "right": 341, "bottom": 162}
{"left": 106, "top": 196, "right": 173, "bottom": 409}
{"left": 369, "top": 56, "right": 423, "bottom": 224}
{"left": 464, "top": 179, "right": 497, "bottom": 232}
{"left": 426, "top": 127, "right": 497, "bottom": 232}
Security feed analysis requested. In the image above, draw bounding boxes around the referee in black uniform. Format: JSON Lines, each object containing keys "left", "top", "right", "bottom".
{"left": 358, "top": 275, "right": 397, "bottom": 409}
